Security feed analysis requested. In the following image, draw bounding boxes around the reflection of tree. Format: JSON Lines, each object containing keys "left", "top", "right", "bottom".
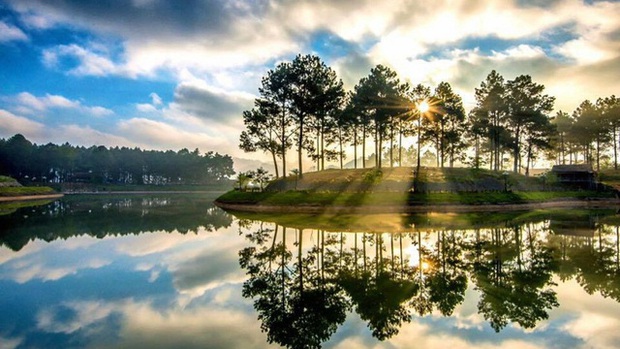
{"left": 0, "top": 195, "right": 231, "bottom": 251}
{"left": 339, "top": 233, "right": 418, "bottom": 340}
{"left": 558, "top": 224, "right": 620, "bottom": 302}
{"left": 239, "top": 214, "right": 620, "bottom": 345}
{"left": 470, "top": 225, "right": 558, "bottom": 332}
{"left": 425, "top": 230, "right": 468, "bottom": 316}
{"left": 240, "top": 225, "right": 348, "bottom": 348}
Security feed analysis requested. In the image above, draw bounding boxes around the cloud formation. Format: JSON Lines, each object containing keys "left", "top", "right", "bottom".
{"left": 0, "top": 0, "right": 619, "bottom": 166}
{"left": 6, "top": 92, "right": 114, "bottom": 117}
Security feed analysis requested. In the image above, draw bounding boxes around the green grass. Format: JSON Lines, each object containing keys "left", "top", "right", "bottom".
{"left": 0, "top": 175, "right": 18, "bottom": 183}
{"left": 217, "top": 167, "right": 618, "bottom": 209}
{"left": 0, "top": 186, "right": 57, "bottom": 197}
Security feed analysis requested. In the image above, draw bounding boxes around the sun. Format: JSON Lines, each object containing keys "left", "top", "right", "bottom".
{"left": 417, "top": 100, "right": 430, "bottom": 113}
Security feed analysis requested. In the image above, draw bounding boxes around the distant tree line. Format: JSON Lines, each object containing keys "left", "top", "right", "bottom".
{"left": 0, "top": 134, "right": 235, "bottom": 185}
{"left": 240, "top": 54, "right": 620, "bottom": 176}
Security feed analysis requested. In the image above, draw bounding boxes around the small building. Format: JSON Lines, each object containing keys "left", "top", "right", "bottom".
{"left": 550, "top": 164, "right": 597, "bottom": 189}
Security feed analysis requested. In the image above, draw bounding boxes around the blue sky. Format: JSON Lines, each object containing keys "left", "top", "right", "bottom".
{"left": 1, "top": 0, "right": 619, "bottom": 171}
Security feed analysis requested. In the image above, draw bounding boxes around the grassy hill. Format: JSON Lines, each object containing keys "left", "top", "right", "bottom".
{"left": 0, "top": 176, "right": 57, "bottom": 197}
{"left": 216, "top": 167, "right": 617, "bottom": 210}
{"left": 264, "top": 167, "right": 546, "bottom": 193}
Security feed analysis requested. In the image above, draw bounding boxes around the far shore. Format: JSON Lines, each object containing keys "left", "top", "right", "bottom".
{"left": 0, "top": 193, "right": 64, "bottom": 202}
{"left": 62, "top": 190, "right": 226, "bottom": 195}
{"left": 215, "top": 198, "right": 620, "bottom": 214}
{"left": 0, "top": 190, "right": 226, "bottom": 202}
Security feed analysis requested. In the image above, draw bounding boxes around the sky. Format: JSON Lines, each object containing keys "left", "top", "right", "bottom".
{"left": 1, "top": 0, "right": 619, "bottom": 172}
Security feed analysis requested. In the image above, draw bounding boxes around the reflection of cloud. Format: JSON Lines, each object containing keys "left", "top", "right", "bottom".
{"left": 0, "top": 238, "right": 114, "bottom": 284}
{"left": 6, "top": 255, "right": 110, "bottom": 284}
{"left": 550, "top": 278, "right": 620, "bottom": 349}
{"left": 34, "top": 298, "right": 267, "bottom": 349}
{"left": 170, "top": 245, "right": 245, "bottom": 302}
{"left": 37, "top": 301, "right": 117, "bottom": 334}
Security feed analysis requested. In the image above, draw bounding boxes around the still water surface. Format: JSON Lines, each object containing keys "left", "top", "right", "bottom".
{"left": 1, "top": 194, "right": 620, "bottom": 348}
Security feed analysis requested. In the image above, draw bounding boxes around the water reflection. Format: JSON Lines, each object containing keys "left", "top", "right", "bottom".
{"left": 237, "top": 209, "right": 620, "bottom": 347}
{"left": 0, "top": 194, "right": 232, "bottom": 251}
{"left": 3, "top": 199, "right": 620, "bottom": 348}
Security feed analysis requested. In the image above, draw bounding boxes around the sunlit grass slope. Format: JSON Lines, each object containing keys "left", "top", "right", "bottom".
{"left": 216, "top": 167, "right": 616, "bottom": 208}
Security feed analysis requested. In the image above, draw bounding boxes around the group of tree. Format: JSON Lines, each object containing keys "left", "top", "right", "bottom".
{"left": 552, "top": 95, "right": 620, "bottom": 171}
{"left": 240, "top": 54, "right": 620, "bottom": 176}
{"left": 0, "top": 134, "right": 235, "bottom": 185}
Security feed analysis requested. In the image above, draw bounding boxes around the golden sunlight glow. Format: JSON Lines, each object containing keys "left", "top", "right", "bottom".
{"left": 417, "top": 100, "right": 430, "bottom": 113}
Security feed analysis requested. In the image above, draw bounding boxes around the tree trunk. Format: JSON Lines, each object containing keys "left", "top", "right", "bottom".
{"left": 298, "top": 118, "right": 304, "bottom": 178}
{"left": 440, "top": 119, "right": 445, "bottom": 168}
{"left": 271, "top": 151, "right": 279, "bottom": 178}
{"left": 513, "top": 126, "right": 520, "bottom": 173}
{"left": 398, "top": 120, "right": 403, "bottom": 166}
{"left": 435, "top": 134, "right": 440, "bottom": 167}
{"left": 281, "top": 103, "right": 287, "bottom": 178}
{"left": 615, "top": 126, "right": 618, "bottom": 170}
{"left": 377, "top": 126, "right": 383, "bottom": 169}
{"left": 282, "top": 145, "right": 287, "bottom": 178}
{"left": 390, "top": 118, "right": 394, "bottom": 168}
{"left": 354, "top": 129, "right": 358, "bottom": 169}
{"left": 320, "top": 119, "right": 325, "bottom": 171}
{"left": 526, "top": 143, "right": 532, "bottom": 176}
{"left": 596, "top": 138, "right": 601, "bottom": 172}
{"left": 316, "top": 131, "right": 320, "bottom": 171}
{"left": 362, "top": 125, "right": 366, "bottom": 168}
{"left": 339, "top": 127, "right": 344, "bottom": 169}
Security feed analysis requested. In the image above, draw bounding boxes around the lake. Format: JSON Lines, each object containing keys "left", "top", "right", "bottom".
{"left": 1, "top": 194, "right": 620, "bottom": 348}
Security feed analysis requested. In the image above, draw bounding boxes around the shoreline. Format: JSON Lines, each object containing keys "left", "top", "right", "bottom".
{"left": 214, "top": 198, "right": 620, "bottom": 214}
{"left": 0, "top": 191, "right": 225, "bottom": 202}
{"left": 0, "top": 193, "right": 64, "bottom": 202}
{"left": 63, "top": 190, "right": 225, "bottom": 195}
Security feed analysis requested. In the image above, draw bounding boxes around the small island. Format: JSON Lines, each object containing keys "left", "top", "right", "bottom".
{"left": 214, "top": 166, "right": 620, "bottom": 213}
{"left": 215, "top": 54, "right": 620, "bottom": 214}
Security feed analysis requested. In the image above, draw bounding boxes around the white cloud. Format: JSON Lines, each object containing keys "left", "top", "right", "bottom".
{"left": 43, "top": 44, "right": 121, "bottom": 77}
{"left": 116, "top": 117, "right": 236, "bottom": 154}
{"left": 0, "top": 109, "right": 46, "bottom": 138}
{"left": 136, "top": 103, "right": 159, "bottom": 113}
{"left": 2, "top": 0, "right": 619, "bottom": 164}
{"left": 0, "top": 335, "right": 23, "bottom": 349}
{"left": 150, "top": 92, "right": 163, "bottom": 106}
{"left": 8, "top": 92, "right": 113, "bottom": 117}
{"left": 53, "top": 124, "right": 132, "bottom": 147}
{"left": 0, "top": 21, "right": 28, "bottom": 42}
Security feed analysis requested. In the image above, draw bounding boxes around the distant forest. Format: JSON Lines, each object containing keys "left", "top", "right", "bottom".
{"left": 0, "top": 134, "right": 234, "bottom": 185}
